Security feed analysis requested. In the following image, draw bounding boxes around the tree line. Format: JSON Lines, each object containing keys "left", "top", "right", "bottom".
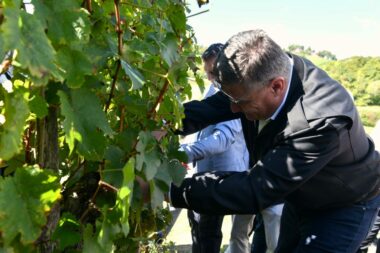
{"left": 287, "top": 44, "right": 380, "bottom": 106}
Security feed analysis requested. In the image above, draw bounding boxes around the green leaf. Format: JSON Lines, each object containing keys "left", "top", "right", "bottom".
{"left": 116, "top": 158, "right": 135, "bottom": 236}
{"left": 58, "top": 90, "right": 82, "bottom": 154}
{"left": 56, "top": 47, "right": 92, "bottom": 88}
{"left": 136, "top": 131, "right": 161, "bottom": 180}
{"left": 28, "top": 94, "right": 48, "bottom": 119}
{"left": 0, "top": 37, "right": 5, "bottom": 62}
{"left": 84, "top": 36, "right": 114, "bottom": 68}
{"left": 103, "top": 145, "right": 125, "bottom": 188}
{"left": 168, "top": 159, "right": 186, "bottom": 187}
{"left": 2, "top": 7, "right": 59, "bottom": 81}
{"left": 104, "top": 145, "right": 124, "bottom": 169}
{"left": 58, "top": 88, "right": 113, "bottom": 160}
{"left": 52, "top": 213, "right": 81, "bottom": 251}
{"left": 155, "top": 160, "right": 171, "bottom": 187}
{"left": 70, "top": 89, "right": 113, "bottom": 136}
{"left": 0, "top": 166, "right": 61, "bottom": 245}
{"left": 97, "top": 210, "right": 120, "bottom": 251}
{"left": 83, "top": 225, "right": 103, "bottom": 253}
{"left": 160, "top": 34, "right": 179, "bottom": 67}
{"left": 167, "top": 4, "right": 187, "bottom": 34}
{"left": 34, "top": 0, "right": 90, "bottom": 46}
{"left": 0, "top": 91, "right": 29, "bottom": 160}
{"left": 115, "top": 129, "right": 139, "bottom": 154}
{"left": 150, "top": 180, "right": 165, "bottom": 209}
{"left": 121, "top": 60, "right": 145, "bottom": 90}
{"left": 195, "top": 72, "right": 206, "bottom": 94}
{"left": 123, "top": 94, "right": 148, "bottom": 115}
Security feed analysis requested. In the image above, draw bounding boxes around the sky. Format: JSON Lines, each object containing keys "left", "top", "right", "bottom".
{"left": 185, "top": 0, "right": 380, "bottom": 59}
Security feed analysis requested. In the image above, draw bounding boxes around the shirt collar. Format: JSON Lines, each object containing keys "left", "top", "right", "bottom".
{"left": 270, "top": 56, "right": 294, "bottom": 120}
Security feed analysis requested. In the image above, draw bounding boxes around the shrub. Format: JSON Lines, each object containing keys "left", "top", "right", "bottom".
{"left": 357, "top": 106, "right": 380, "bottom": 127}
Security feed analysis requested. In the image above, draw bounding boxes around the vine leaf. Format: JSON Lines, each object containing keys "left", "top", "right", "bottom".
{"left": 97, "top": 215, "right": 119, "bottom": 252}
{"left": 117, "top": 158, "right": 135, "bottom": 236}
{"left": 32, "top": 0, "right": 90, "bottom": 46}
{"left": 160, "top": 34, "right": 180, "bottom": 67}
{"left": 83, "top": 225, "right": 103, "bottom": 253}
{"left": 28, "top": 94, "right": 48, "bottom": 119}
{"left": 58, "top": 88, "right": 113, "bottom": 160}
{"left": 56, "top": 47, "right": 92, "bottom": 88}
{"left": 150, "top": 180, "right": 165, "bottom": 209}
{"left": 168, "top": 159, "right": 187, "bottom": 187}
{"left": 0, "top": 166, "right": 61, "bottom": 245}
{"left": 103, "top": 145, "right": 125, "bottom": 187}
{"left": 155, "top": 160, "right": 171, "bottom": 186}
{"left": 0, "top": 36, "right": 5, "bottom": 62}
{"left": 2, "top": 5, "right": 59, "bottom": 82}
{"left": 136, "top": 131, "right": 161, "bottom": 180}
{"left": 0, "top": 91, "right": 29, "bottom": 160}
{"left": 51, "top": 213, "right": 81, "bottom": 251}
{"left": 121, "top": 60, "right": 145, "bottom": 90}
{"left": 168, "top": 4, "right": 187, "bottom": 34}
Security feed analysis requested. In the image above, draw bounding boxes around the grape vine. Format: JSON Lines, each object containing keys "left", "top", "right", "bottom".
{"left": 0, "top": 0, "right": 204, "bottom": 252}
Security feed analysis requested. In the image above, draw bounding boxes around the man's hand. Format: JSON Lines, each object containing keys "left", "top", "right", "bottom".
{"left": 135, "top": 175, "right": 170, "bottom": 203}
{"left": 151, "top": 130, "right": 167, "bottom": 141}
{"left": 135, "top": 176, "right": 150, "bottom": 203}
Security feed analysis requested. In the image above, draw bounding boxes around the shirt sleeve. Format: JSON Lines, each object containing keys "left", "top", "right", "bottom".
{"left": 179, "top": 91, "right": 242, "bottom": 135}
{"left": 170, "top": 118, "right": 346, "bottom": 215}
{"left": 181, "top": 119, "right": 242, "bottom": 162}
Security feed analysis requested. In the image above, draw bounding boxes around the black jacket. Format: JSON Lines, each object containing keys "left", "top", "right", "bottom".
{"left": 171, "top": 54, "right": 380, "bottom": 214}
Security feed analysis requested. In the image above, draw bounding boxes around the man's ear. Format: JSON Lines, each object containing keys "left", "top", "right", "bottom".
{"left": 269, "top": 77, "right": 286, "bottom": 97}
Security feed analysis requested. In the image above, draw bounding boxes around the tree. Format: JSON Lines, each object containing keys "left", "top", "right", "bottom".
{"left": 316, "top": 50, "right": 337, "bottom": 61}
{"left": 286, "top": 44, "right": 305, "bottom": 54}
{"left": 0, "top": 0, "right": 203, "bottom": 252}
{"left": 321, "top": 56, "right": 380, "bottom": 105}
{"left": 366, "top": 81, "right": 380, "bottom": 105}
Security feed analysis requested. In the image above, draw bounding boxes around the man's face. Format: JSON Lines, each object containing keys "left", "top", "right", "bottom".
{"left": 203, "top": 58, "right": 216, "bottom": 82}
{"left": 221, "top": 77, "right": 286, "bottom": 121}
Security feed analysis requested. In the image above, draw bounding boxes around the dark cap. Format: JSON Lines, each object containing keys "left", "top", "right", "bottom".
{"left": 202, "top": 43, "right": 224, "bottom": 61}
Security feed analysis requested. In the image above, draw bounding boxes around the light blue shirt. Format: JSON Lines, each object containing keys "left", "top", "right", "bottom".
{"left": 181, "top": 85, "right": 249, "bottom": 173}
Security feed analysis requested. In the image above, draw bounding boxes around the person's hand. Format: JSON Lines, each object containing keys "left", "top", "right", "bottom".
{"left": 181, "top": 162, "right": 190, "bottom": 171}
{"left": 135, "top": 176, "right": 150, "bottom": 203}
{"left": 151, "top": 130, "right": 167, "bottom": 141}
{"left": 135, "top": 175, "right": 171, "bottom": 203}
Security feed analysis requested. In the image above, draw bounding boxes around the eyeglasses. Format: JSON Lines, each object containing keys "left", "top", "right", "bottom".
{"left": 212, "top": 80, "right": 252, "bottom": 105}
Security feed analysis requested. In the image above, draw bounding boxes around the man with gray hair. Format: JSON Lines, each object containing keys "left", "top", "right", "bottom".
{"left": 181, "top": 43, "right": 253, "bottom": 253}
{"left": 170, "top": 29, "right": 380, "bottom": 252}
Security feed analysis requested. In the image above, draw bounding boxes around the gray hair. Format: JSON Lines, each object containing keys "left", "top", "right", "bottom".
{"left": 214, "top": 29, "right": 290, "bottom": 89}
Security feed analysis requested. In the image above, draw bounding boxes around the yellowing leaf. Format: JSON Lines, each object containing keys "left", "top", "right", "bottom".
{"left": 0, "top": 91, "right": 29, "bottom": 160}
{"left": 3, "top": 7, "right": 59, "bottom": 82}
{"left": 0, "top": 166, "right": 61, "bottom": 245}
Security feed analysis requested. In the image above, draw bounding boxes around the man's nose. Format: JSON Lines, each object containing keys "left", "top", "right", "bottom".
{"left": 230, "top": 103, "right": 241, "bottom": 113}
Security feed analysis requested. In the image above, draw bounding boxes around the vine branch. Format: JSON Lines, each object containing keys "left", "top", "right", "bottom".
{"left": 62, "top": 160, "right": 86, "bottom": 187}
{"left": 86, "top": 0, "right": 92, "bottom": 13}
{"left": 79, "top": 180, "right": 118, "bottom": 223}
{"left": 120, "top": 0, "right": 152, "bottom": 10}
{"left": 119, "top": 105, "right": 125, "bottom": 132}
{"left": 105, "top": 0, "right": 123, "bottom": 112}
{"left": 147, "top": 79, "right": 169, "bottom": 120}
{"left": 24, "top": 121, "right": 35, "bottom": 164}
